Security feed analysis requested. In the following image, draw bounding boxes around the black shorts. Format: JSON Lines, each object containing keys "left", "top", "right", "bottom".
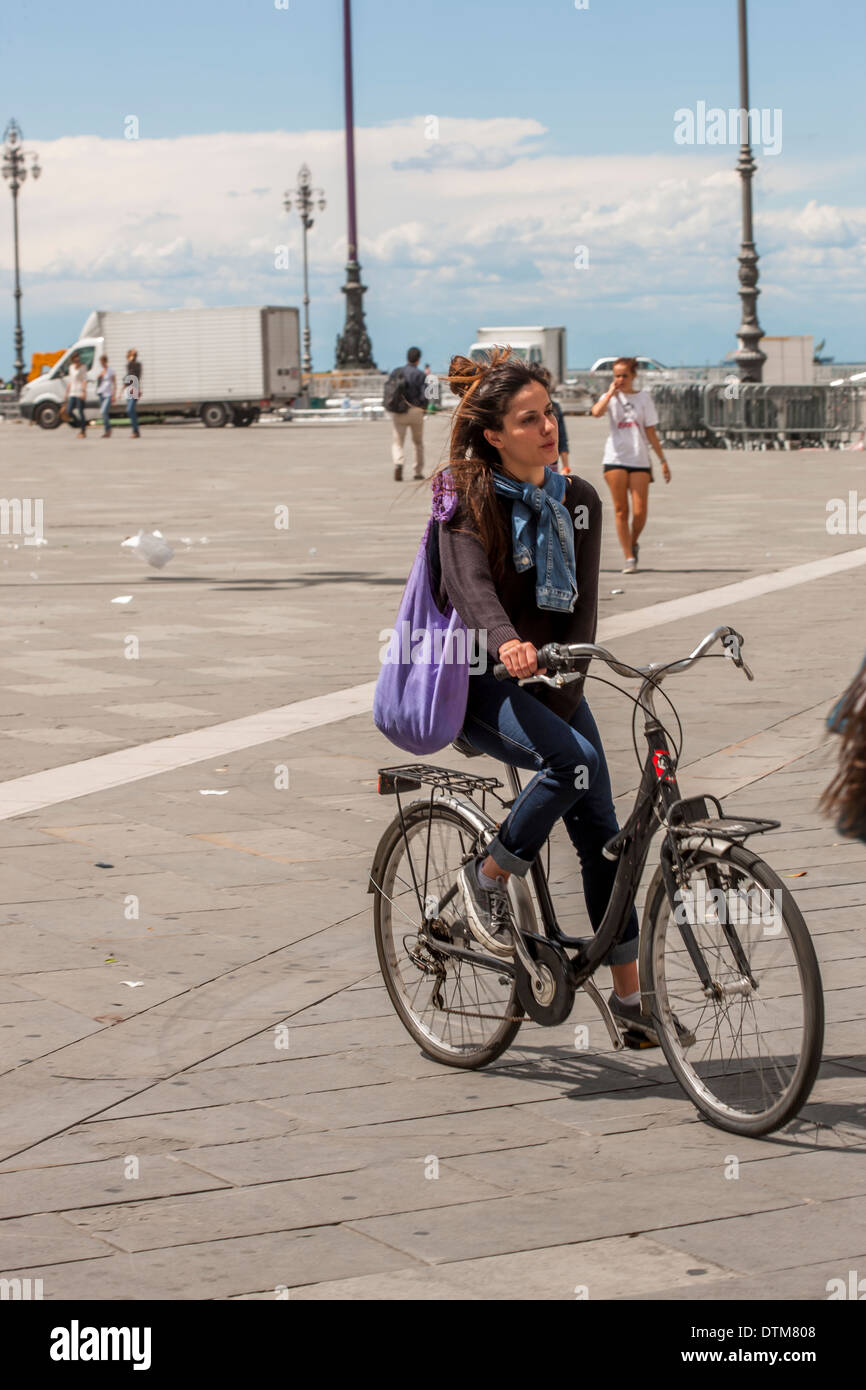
{"left": 603, "top": 464, "right": 652, "bottom": 475}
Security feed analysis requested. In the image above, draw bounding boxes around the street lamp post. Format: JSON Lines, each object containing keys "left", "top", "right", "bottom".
{"left": 733, "top": 0, "right": 766, "bottom": 383}
{"left": 335, "top": 0, "right": 376, "bottom": 370}
{"left": 283, "top": 164, "right": 326, "bottom": 378}
{"left": 2, "top": 119, "right": 41, "bottom": 397}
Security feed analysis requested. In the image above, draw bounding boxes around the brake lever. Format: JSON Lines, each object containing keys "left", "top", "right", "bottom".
{"left": 516, "top": 670, "right": 584, "bottom": 689}
{"left": 722, "top": 630, "right": 754, "bottom": 681}
{"left": 516, "top": 673, "right": 559, "bottom": 688}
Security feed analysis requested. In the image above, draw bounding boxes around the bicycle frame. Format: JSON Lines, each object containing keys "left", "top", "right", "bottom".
{"left": 516, "top": 706, "right": 680, "bottom": 988}
{"left": 371, "top": 714, "right": 680, "bottom": 992}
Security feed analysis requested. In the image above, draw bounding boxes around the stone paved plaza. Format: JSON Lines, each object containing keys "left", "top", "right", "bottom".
{"left": 0, "top": 412, "right": 864, "bottom": 1300}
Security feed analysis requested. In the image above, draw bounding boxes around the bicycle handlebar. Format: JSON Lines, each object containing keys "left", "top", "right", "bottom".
{"left": 491, "top": 625, "right": 754, "bottom": 687}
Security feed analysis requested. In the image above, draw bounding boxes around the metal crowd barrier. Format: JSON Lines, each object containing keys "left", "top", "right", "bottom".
{"left": 647, "top": 382, "right": 866, "bottom": 450}
{"left": 700, "top": 383, "right": 866, "bottom": 449}
{"left": 647, "top": 383, "right": 710, "bottom": 447}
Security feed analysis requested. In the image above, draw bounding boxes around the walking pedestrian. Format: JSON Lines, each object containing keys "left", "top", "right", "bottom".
{"left": 821, "top": 656, "right": 866, "bottom": 842}
{"left": 65, "top": 353, "right": 88, "bottom": 439}
{"left": 384, "top": 346, "right": 426, "bottom": 481}
{"left": 591, "top": 356, "right": 670, "bottom": 573}
{"left": 125, "top": 349, "right": 142, "bottom": 437}
{"left": 430, "top": 348, "right": 670, "bottom": 1044}
{"left": 96, "top": 354, "right": 116, "bottom": 437}
{"left": 551, "top": 396, "right": 570, "bottom": 474}
{"left": 423, "top": 363, "right": 440, "bottom": 413}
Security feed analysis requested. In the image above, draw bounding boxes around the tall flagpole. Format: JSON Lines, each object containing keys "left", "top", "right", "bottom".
{"left": 335, "top": 0, "right": 376, "bottom": 369}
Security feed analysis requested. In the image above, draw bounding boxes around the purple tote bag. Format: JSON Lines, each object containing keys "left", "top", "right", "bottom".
{"left": 373, "top": 476, "right": 470, "bottom": 756}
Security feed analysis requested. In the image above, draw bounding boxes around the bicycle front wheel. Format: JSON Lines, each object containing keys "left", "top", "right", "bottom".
{"left": 373, "top": 799, "right": 527, "bottom": 1068}
{"left": 642, "top": 842, "right": 824, "bottom": 1136}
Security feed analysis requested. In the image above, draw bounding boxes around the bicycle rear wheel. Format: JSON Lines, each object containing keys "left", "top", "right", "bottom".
{"left": 642, "top": 843, "right": 824, "bottom": 1136}
{"left": 372, "top": 800, "right": 527, "bottom": 1067}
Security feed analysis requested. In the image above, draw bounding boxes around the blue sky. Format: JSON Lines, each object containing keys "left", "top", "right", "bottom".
{"left": 1, "top": 0, "right": 865, "bottom": 374}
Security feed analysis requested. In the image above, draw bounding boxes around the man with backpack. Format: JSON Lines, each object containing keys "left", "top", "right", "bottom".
{"left": 383, "top": 346, "right": 427, "bottom": 481}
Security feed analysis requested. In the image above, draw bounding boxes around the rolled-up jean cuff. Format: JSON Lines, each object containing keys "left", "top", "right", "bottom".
{"left": 600, "top": 936, "right": 639, "bottom": 967}
{"left": 485, "top": 835, "right": 533, "bottom": 877}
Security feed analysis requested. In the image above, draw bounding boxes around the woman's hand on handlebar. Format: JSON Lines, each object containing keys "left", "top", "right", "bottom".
{"left": 497, "top": 639, "right": 545, "bottom": 680}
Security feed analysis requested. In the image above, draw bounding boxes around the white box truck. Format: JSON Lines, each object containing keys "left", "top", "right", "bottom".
{"left": 19, "top": 304, "right": 301, "bottom": 429}
{"left": 469, "top": 326, "right": 567, "bottom": 386}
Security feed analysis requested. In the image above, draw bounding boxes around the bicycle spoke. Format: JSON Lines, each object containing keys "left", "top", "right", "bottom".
{"left": 376, "top": 808, "right": 522, "bottom": 1058}
{"left": 651, "top": 852, "right": 817, "bottom": 1128}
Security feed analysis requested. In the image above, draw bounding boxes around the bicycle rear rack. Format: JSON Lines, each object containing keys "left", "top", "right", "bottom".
{"left": 377, "top": 764, "right": 504, "bottom": 797}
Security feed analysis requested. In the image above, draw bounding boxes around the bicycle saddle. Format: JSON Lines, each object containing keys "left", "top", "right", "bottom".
{"left": 451, "top": 734, "right": 482, "bottom": 758}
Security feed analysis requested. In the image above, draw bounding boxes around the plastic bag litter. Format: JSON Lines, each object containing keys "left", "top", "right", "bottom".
{"left": 121, "top": 529, "right": 174, "bottom": 568}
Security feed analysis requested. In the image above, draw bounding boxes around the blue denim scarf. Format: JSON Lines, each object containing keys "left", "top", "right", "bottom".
{"left": 491, "top": 466, "right": 578, "bottom": 613}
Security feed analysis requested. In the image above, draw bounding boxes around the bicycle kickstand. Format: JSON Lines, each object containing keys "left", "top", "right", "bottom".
{"left": 581, "top": 977, "right": 627, "bottom": 1051}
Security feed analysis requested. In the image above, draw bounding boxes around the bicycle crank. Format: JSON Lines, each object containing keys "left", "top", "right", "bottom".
{"left": 514, "top": 938, "right": 575, "bottom": 1026}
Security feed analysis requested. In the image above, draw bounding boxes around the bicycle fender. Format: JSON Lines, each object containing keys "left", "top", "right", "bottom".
{"left": 674, "top": 834, "right": 752, "bottom": 856}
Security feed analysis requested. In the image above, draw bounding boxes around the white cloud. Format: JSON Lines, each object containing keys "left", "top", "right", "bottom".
{"left": 5, "top": 118, "right": 866, "bottom": 357}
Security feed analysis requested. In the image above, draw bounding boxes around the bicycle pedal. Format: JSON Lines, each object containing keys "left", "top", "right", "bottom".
{"left": 621, "top": 1027, "right": 659, "bottom": 1050}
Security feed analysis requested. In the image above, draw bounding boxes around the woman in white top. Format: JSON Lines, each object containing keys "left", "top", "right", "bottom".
{"left": 65, "top": 354, "right": 89, "bottom": 439}
{"left": 591, "top": 356, "right": 670, "bottom": 573}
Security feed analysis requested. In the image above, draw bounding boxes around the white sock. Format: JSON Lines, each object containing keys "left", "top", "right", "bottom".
{"left": 615, "top": 989, "right": 641, "bottom": 1007}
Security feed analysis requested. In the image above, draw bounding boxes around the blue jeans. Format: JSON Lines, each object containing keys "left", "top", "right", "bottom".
{"left": 461, "top": 668, "right": 639, "bottom": 964}
{"left": 67, "top": 396, "right": 86, "bottom": 431}
{"left": 100, "top": 396, "right": 112, "bottom": 432}
{"left": 126, "top": 396, "right": 140, "bottom": 434}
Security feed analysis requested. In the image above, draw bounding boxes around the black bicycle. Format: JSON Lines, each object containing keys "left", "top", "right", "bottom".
{"left": 368, "top": 625, "right": 824, "bottom": 1136}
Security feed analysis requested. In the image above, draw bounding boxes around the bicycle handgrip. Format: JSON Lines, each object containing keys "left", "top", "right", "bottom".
{"left": 493, "top": 643, "right": 554, "bottom": 681}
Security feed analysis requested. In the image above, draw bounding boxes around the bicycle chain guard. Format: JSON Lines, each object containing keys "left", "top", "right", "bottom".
{"left": 514, "top": 937, "right": 575, "bottom": 1025}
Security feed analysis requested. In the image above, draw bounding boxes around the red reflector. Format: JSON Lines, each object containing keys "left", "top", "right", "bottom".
{"left": 652, "top": 750, "right": 674, "bottom": 781}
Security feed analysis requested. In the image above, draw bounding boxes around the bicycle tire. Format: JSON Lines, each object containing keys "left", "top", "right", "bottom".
{"left": 641, "top": 842, "right": 824, "bottom": 1136}
{"left": 372, "top": 800, "right": 525, "bottom": 1068}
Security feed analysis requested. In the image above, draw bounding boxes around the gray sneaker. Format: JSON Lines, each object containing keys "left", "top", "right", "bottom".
{"left": 457, "top": 854, "right": 515, "bottom": 959}
{"left": 608, "top": 991, "right": 695, "bottom": 1048}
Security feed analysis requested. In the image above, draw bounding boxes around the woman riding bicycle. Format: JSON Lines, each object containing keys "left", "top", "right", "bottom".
{"left": 433, "top": 349, "right": 655, "bottom": 1042}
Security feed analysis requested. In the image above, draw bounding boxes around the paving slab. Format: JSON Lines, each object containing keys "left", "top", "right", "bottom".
{"left": 0, "top": 999, "right": 105, "bottom": 1071}
{"left": 63, "top": 1155, "right": 510, "bottom": 1253}
{"left": 648, "top": 1195, "right": 866, "bottom": 1275}
{"left": 288, "top": 1234, "right": 734, "bottom": 1301}
{"left": 636, "top": 1253, "right": 866, "bottom": 1301}
{"left": 344, "top": 1167, "right": 804, "bottom": 1264}
{"left": 0, "top": 1152, "right": 230, "bottom": 1220}
{"left": 0, "top": 1099, "right": 304, "bottom": 1172}
{"left": 0, "top": 1212, "right": 116, "bottom": 1271}
{"left": 3, "top": 1224, "right": 416, "bottom": 1300}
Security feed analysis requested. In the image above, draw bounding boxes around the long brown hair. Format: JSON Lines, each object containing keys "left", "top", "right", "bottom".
{"left": 433, "top": 348, "right": 553, "bottom": 585}
{"left": 820, "top": 663, "right": 866, "bottom": 839}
